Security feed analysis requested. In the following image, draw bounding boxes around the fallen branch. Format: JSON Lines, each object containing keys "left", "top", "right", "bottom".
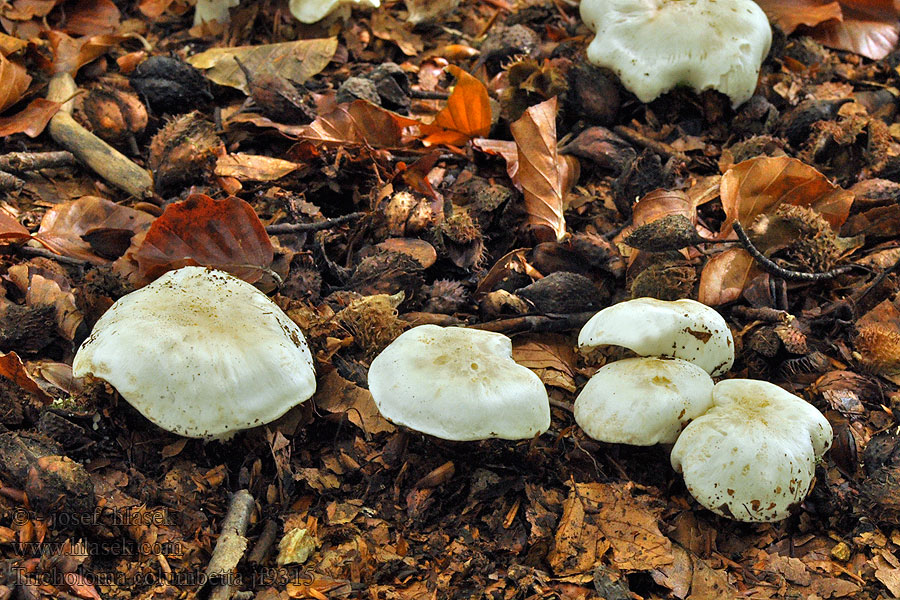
{"left": 11, "top": 246, "right": 89, "bottom": 268}
{"left": 732, "top": 222, "right": 858, "bottom": 282}
{"left": 266, "top": 212, "right": 365, "bottom": 234}
{"left": 469, "top": 311, "right": 596, "bottom": 335}
{"left": 0, "top": 170, "right": 24, "bottom": 192}
{"left": 613, "top": 125, "right": 690, "bottom": 163}
{"left": 46, "top": 73, "right": 154, "bottom": 199}
{"left": 0, "top": 151, "right": 76, "bottom": 173}
{"left": 205, "top": 489, "right": 255, "bottom": 600}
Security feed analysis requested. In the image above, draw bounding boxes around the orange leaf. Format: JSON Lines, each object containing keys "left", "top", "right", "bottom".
{"left": 295, "top": 100, "right": 417, "bottom": 148}
{"left": 421, "top": 65, "right": 491, "bottom": 146}
{"left": 35, "top": 197, "right": 154, "bottom": 264}
{"left": 0, "top": 208, "right": 30, "bottom": 240}
{"left": 45, "top": 31, "right": 125, "bottom": 75}
{"left": 809, "top": 9, "right": 899, "bottom": 59}
{"left": 717, "top": 156, "right": 853, "bottom": 239}
{"left": 698, "top": 247, "right": 763, "bottom": 306}
{"left": 0, "top": 98, "right": 62, "bottom": 138}
{"left": 0, "top": 54, "right": 31, "bottom": 113}
{"left": 0, "top": 352, "right": 52, "bottom": 404}
{"left": 509, "top": 96, "right": 573, "bottom": 242}
{"left": 754, "top": 0, "right": 843, "bottom": 34}
{"left": 133, "top": 194, "right": 274, "bottom": 284}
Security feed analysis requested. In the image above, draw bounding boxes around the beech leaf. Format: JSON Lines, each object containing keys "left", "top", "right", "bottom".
{"left": 0, "top": 54, "right": 31, "bottom": 113}
{"left": 133, "top": 194, "right": 274, "bottom": 284}
{"left": 698, "top": 247, "right": 763, "bottom": 306}
{"left": 0, "top": 98, "right": 62, "bottom": 138}
{"left": 294, "top": 99, "right": 418, "bottom": 148}
{"left": 510, "top": 96, "right": 574, "bottom": 242}
{"left": 420, "top": 65, "right": 491, "bottom": 146}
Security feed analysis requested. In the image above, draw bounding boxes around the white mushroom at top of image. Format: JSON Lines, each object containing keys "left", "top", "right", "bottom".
{"left": 580, "top": 0, "right": 772, "bottom": 107}
{"left": 670, "top": 379, "right": 833, "bottom": 522}
{"left": 289, "top": 0, "right": 380, "bottom": 23}
{"left": 574, "top": 357, "right": 714, "bottom": 445}
{"left": 72, "top": 267, "right": 317, "bottom": 439}
{"left": 194, "top": 0, "right": 241, "bottom": 25}
{"left": 578, "top": 298, "right": 734, "bottom": 376}
{"left": 367, "top": 325, "right": 551, "bottom": 441}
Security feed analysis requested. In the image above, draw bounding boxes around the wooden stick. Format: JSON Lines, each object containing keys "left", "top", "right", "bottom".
{"left": 0, "top": 151, "right": 75, "bottom": 173}
{"left": 46, "top": 74, "right": 154, "bottom": 199}
{"left": 205, "top": 489, "right": 255, "bottom": 599}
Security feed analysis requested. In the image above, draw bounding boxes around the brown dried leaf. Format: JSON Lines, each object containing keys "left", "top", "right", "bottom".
{"left": 755, "top": 0, "right": 844, "bottom": 33}
{"left": 214, "top": 153, "right": 304, "bottom": 181}
{"left": 510, "top": 96, "right": 574, "bottom": 242}
{"left": 45, "top": 31, "right": 125, "bottom": 75}
{"left": 314, "top": 370, "right": 396, "bottom": 435}
{"left": 811, "top": 10, "right": 899, "bottom": 60}
{"left": 295, "top": 100, "right": 417, "bottom": 148}
{"left": 0, "top": 54, "right": 31, "bottom": 113}
{"left": 472, "top": 137, "right": 519, "bottom": 181}
{"left": 133, "top": 194, "right": 274, "bottom": 284}
{"left": 698, "top": 247, "right": 762, "bottom": 306}
{"left": 0, "top": 352, "right": 52, "bottom": 404}
{"left": 0, "top": 208, "right": 30, "bottom": 240}
{"left": 717, "top": 156, "right": 853, "bottom": 239}
{"left": 35, "top": 197, "right": 153, "bottom": 264}
{"left": 7, "top": 264, "right": 84, "bottom": 342}
{"left": 0, "top": 98, "right": 62, "bottom": 138}
{"left": 187, "top": 39, "right": 338, "bottom": 92}
{"left": 512, "top": 334, "right": 577, "bottom": 392}
{"left": 60, "top": 0, "right": 120, "bottom": 36}
{"left": 370, "top": 11, "right": 424, "bottom": 56}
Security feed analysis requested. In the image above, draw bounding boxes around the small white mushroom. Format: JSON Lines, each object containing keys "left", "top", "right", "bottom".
{"left": 194, "top": 0, "right": 241, "bottom": 25}
{"left": 367, "top": 325, "right": 551, "bottom": 441}
{"left": 289, "top": 0, "right": 380, "bottom": 23}
{"left": 670, "top": 379, "right": 833, "bottom": 522}
{"left": 73, "top": 267, "right": 316, "bottom": 438}
{"left": 575, "top": 357, "right": 714, "bottom": 445}
{"left": 580, "top": 0, "right": 772, "bottom": 107}
{"left": 578, "top": 298, "right": 734, "bottom": 376}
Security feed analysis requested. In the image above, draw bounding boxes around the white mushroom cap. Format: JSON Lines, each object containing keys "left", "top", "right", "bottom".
{"left": 578, "top": 298, "right": 734, "bottom": 376}
{"left": 368, "top": 325, "right": 551, "bottom": 441}
{"left": 73, "top": 267, "right": 316, "bottom": 438}
{"left": 575, "top": 357, "right": 714, "bottom": 445}
{"left": 670, "top": 379, "right": 833, "bottom": 522}
{"left": 580, "top": 0, "right": 772, "bottom": 107}
{"left": 289, "top": 0, "right": 380, "bottom": 23}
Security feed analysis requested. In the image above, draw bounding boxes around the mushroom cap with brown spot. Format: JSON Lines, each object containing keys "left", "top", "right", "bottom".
{"left": 367, "top": 325, "right": 551, "bottom": 441}
{"left": 73, "top": 267, "right": 316, "bottom": 438}
{"left": 670, "top": 379, "right": 833, "bottom": 522}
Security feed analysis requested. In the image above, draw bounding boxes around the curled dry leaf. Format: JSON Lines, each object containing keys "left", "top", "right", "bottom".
{"left": 420, "top": 65, "right": 491, "bottom": 147}
{"left": 698, "top": 247, "right": 763, "bottom": 306}
{"left": 187, "top": 39, "right": 338, "bottom": 92}
{"left": 0, "top": 98, "right": 63, "bottom": 138}
{"left": 717, "top": 156, "right": 854, "bottom": 239}
{"left": 133, "top": 194, "right": 274, "bottom": 284}
{"left": 512, "top": 334, "right": 578, "bottom": 392}
{"left": 35, "top": 197, "right": 154, "bottom": 264}
{"left": 0, "top": 352, "right": 52, "bottom": 404}
{"left": 60, "top": 0, "right": 121, "bottom": 36}
{"left": 755, "top": 0, "right": 899, "bottom": 60}
{"left": 0, "top": 208, "right": 30, "bottom": 241}
{"left": 214, "top": 153, "right": 305, "bottom": 182}
{"left": 0, "top": 54, "right": 31, "bottom": 113}
{"left": 295, "top": 100, "right": 417, "bottom": 148}
{"left": 510, "top": 96, "right": 576, "bottom": 242}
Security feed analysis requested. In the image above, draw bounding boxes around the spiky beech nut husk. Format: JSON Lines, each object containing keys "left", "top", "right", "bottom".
{"left": 516, "top": 272, "right": 604, "bottom": 314}
{"left": 438, "top": 208, "right": 484, "bottom": 269}
{"left": 560, "top": 126, "right": 636, "bottom": 174}
{"left": 854, "top": 324, "right": 900, "bottom": 375}
{"left": 382, "top": 191, "right": 418, "bottom": 236}
{"left": 336, "top": 77, "right": 381, "bottom": 105}
{"left": 724, "top": 135, "right": 786, "bottom": 165}
{"left": 347, "top": 250, "right": 425, "bottom": 297}
{"left": 568, "top": 62, "right": 620, "bottom": 125}
{"left": 478, "top": 24, "right": 540, "bottom": 72}
{"left": 82, "top": 87, "right": 148, "bottom": 147}
{"left": 234, "top": 58, "right": 315, "bottom": 124}
{"left": 774, "top": 205, "right": 840, "bottom": 271}
{"left": 129, "top": 56, "right": 213, "bottom": 114}
{"left": 148, "top": 112, "right": 222, "bottom": 195}
{"left": 406, "top": 196, "right": 444, "bottom": 235}
{"left": 774, "top": 321, "right": 808, "bottom": 355}
{"left": 500, "top": 58, "right": 569, "bottom": 122}
{"left": 625, "top": 214, "right": 704, "bottom": 252}
{"left": 732, "top": 95, "right": 779, "bottom": 137}
{"left": 337, "top": 292, "right": 406, "bottom": 358}
{"left": 422, "top": 279, "right": 468, "bottom": 314}
{"left": 630, "top": 261, "right": 696, "bottom": 300}
{"left": 777, "top": 98, "right": 850, "bottom": 147}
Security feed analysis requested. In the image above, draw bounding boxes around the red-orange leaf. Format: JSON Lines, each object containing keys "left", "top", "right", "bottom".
{"left": 0, "top": 54, "right": 31, "bottom": 113}
{"left": 509, "top": 96, "right": 573, "bottom": 242}
{"left": 0, "top": 208, "right": 30, "bottom": 241}
{"left": 717, "top": 156, "right": 853, "bottom": 239}
{"left": 420, "top": 65, "right": 491, "bottom": 146}
{"left": 133, "top": 194, "right": 274, "bottom": 284}
{"left": 0, "top": 352, "right": 52, "bottom": 404}
{"left": 0, "top": 98, "right": 62, "bottom": 137}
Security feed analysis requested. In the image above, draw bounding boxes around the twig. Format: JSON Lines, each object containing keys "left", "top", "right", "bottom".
{"left": 247, "top": 519, "right": 278, "bottom": 564}
{"left": 265, "top": 212, "right": 365, "bottom": 234}
{"left": 469, "top": 311, "right": 596, "bottom": 335}
{"left": 0, "top": 170, "right": 24, "bottom": 192}
{"left": 205, "top": 489, "right": 255, "bottom": 599}
{"left": 613, "top": 125, "right": 690, "bottom": 163}
{"left": 11, "top": 246, "right": 89, "bottom": 268}
{"left": 733, "top": 222, "right": 858, "bottom": 282}
{"left": 0, "top": 151, "right": 76, "bottom": 173}
{"left": 409, "top": 89, "right": 451, "bottom": 101}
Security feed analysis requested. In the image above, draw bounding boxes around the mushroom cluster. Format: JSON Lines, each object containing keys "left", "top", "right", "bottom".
{"left": 579, "top": 0, "right": 772, "bottom": 107}
{"left": 73, "top": 267, "right": 317, "bottom": 439}
{"left": 574, "top": 297, "right": 832, "bottom": 522}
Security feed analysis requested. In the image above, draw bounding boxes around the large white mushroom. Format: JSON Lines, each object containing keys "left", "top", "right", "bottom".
{"left": 670, "top": 379, "right": 833, "bottom": 522}
{"left": 367, "top": 325, "right": 551, "bottom": 441}
{"left": 578, "top": 298, "right": 734, "bottom": 376}
{"left": 73, "top": 267, "right": 316, "bottom": 438}
{"left": 575, "top": 357, "right": 714, "bottom": 445}
{"left": 580, "top": 0, "right": 772, "bottom": 107}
